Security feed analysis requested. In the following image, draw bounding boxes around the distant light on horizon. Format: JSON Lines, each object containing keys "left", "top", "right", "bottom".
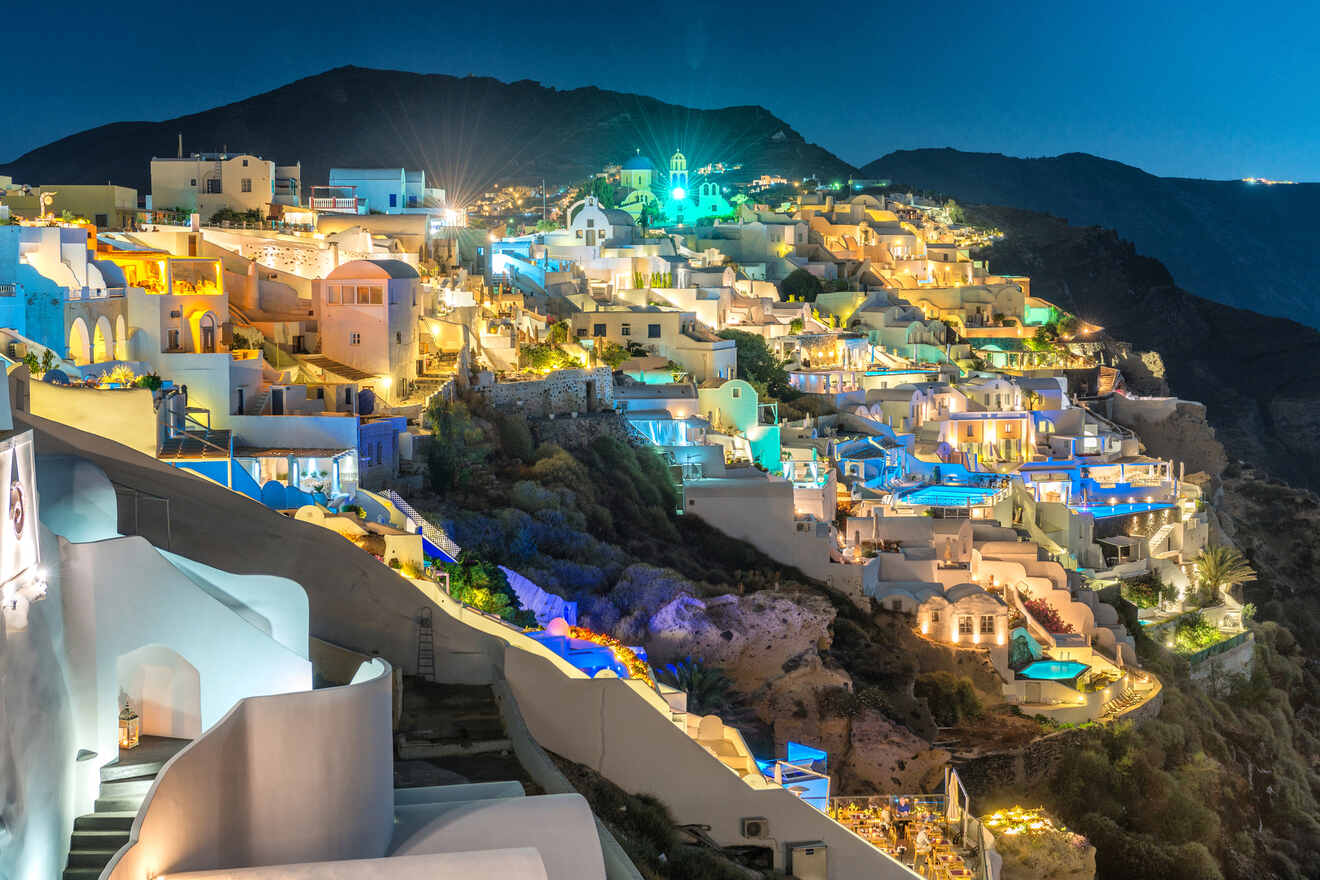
{"left": 1242, "top": 176, "right": 1297, "bottom": 185}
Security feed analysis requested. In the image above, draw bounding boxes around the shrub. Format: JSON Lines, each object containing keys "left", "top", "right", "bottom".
{"left": 914, "top": 671, "right": 982, "bottom": 726}
{"left": 1172, "top": 612, "right": 1225, "bottom": 655}
{"left": 779, "top": 268, "right": 823, "bottom": 302}
{"left": 496, "top": 413, "right": 535, "bottom": 461}
{"left": 443, "top": 551, "right": 536, "bottom": 627}
{"left": 1121, "top": 572, "right": 1172, "bottom": 609}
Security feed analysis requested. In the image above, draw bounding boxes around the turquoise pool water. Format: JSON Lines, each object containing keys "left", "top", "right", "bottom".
{"left": 899, "top": 485, "right": 1000, "bottom": 507}
{"left": 1069, "top": 502, "right": 1175, "bottom": 519}
{"left": 1018, "top": 660, "right": 1090, "bottom": 681}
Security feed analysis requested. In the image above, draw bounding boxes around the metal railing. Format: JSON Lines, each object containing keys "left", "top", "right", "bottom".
{"left": 385, "top": 489, "right": 462, "bottom": 559}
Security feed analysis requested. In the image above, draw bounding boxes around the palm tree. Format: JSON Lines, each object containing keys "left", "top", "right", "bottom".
{"left": 657, "top": 658, "right": 734, "bottom": 716}
{"left": 1192, "top": 545, "right": 1256, "bottom": 604}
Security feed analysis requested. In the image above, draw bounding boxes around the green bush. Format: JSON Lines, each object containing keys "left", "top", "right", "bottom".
{"left": 1121, "top": 572, "right": 1172, "bottom": 609}
{"left": 496, "top": 413, "right": 535, "bottom": 461}
{"left": 443, "top": 551, "right": 536, "bottom": 627}
{"left": 914, "top": 671, "right": 982, "bottom": 726}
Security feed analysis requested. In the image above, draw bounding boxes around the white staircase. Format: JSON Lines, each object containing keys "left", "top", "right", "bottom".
{"left": 1147, "top": 522, "right": 1176, "bottom": 553}
{"left": 385, "top": 490, "right": 462, "bottom": 559}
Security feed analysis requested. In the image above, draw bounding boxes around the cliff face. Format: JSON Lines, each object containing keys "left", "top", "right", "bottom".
{"left": 862, "top": 148, "right": 1320, "bottom": 329}
{"left": 967, "top": 204, "right": 1320, "bottom": 491}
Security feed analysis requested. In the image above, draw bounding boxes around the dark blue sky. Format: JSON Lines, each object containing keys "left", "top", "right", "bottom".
{"left": 7, "top": 0, "right": 1318, "bottom": 180}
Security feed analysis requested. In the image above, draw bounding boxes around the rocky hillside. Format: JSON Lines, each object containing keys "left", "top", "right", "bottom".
{"left": 966, "top": 204, "right": 1320, "bottom": 492}
{"left": 862, "top": 149, "right": 1320, "bottom": 329}
{"left": 0, "top": 66, "right": 857, "bottom": 198}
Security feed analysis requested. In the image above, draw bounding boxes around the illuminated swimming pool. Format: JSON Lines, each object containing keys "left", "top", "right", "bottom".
{"left": 1017, "top": 660, "right": 1090, "bottom": 681}
{"left": 1069, "top": 502, "right": 1175, "bottom": 519}
{"left": 898, "top": 485, "right": 1002, "bottom": 507}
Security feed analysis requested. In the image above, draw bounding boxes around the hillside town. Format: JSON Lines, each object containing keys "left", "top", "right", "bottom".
{"left": 2, "top": 146, "right": 1258, "bottom": 880}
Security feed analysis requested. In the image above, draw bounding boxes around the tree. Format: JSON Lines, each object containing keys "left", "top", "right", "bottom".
{"left": 656, "top": 658, "right": 734, "bottom": 716}
{"left": 519, "top": 342, "right": 573, "bottom": 373}
{"left": 639, "top": 200, "right": 660, "bottom": 233}
{"left": 586, "top": 176, "right": 615, "bottom": 208}
{"left": 789, "top": 317, "right": 804, "bottom": 334}
{"left": 943, "top": 199, "right": 966, "bottom": 224}
{"left": 779, "top": 268, "right": 823, "bottom": 302}
{"left": 1192, "top": 545, "right": 1256, "bottom": 604}
{"left": 717, "top": 330, "right": 791, "bottom": 398}
{"left": 598, "top": 342, "right": 631, "bottom": 369}
{"left": 425, "top": 399, "right": 489, "bottom": 492}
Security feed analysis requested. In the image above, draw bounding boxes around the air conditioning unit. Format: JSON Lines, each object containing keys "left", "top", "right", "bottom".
{"left": 787, "top": 841, "right": 827, "bottom": 880}
{"left": 741, "top": 817, "right": 769, "bottom": 839}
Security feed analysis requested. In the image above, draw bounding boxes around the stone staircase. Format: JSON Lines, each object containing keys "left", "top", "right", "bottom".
{"left": 63, "top": 736, "right": 190, "bottom": 880}
{"left": 244, "top": 386, "right": 271, "bottom": 415}
{"left": 395, "top": 680, "right": 511, "bottom": 760}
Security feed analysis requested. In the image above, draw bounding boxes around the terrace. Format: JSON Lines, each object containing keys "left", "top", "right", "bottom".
{"left": 830, "top": 770, "right": 990, "bottom": 879}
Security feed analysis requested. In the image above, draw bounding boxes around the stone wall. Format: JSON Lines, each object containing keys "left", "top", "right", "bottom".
{"left": 530, "top": 411, "right": 631, "bottom": 448}
{"left": 954, "top": 683, "right": 1164, "bottom": 800}
{"left": 1189, "top": 631, "right": 1255, "bottom": 694}
{"left": 472, "top": 367, "right": 614, "bottom": 419}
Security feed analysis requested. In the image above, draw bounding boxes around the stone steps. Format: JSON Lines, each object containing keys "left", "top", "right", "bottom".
{"left": 73, "top": 812, "right": 137, "bottom": 831}
{"left": 397, "top": 679, "right": 514, "bottom": 761}
{"left": 64, "top": 738, "right": 190, "bottom": 878}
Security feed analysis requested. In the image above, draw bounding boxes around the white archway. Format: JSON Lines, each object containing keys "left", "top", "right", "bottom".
{"left": 92, "top": 315, "right": 113, "bottom": 363}
{"left": 68, "top": 317, "right": 92, "bottom": 366}
{"left": 197, "top": 310, "right": 219, "bottom": 353}
{"left": 114, "top": 314, "right": 128, "bottom": 361}
{"left": 117, "top": 644, "right": 202, "bottom": 742}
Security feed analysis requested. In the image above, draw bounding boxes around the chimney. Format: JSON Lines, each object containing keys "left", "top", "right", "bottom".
{"left": 177, "top": 133, "right": 183, "bottom": 159}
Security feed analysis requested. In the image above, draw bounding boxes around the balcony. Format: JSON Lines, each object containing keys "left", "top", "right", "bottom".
{"left": 309, "top": 196, "right": 361, "bottom": 213}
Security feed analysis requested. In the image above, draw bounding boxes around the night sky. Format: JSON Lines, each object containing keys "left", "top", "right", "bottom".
{"left": 6, "top": 0, "right": 1318, "bottom": 180}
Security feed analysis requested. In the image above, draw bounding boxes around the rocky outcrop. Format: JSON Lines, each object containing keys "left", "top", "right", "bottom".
{"left": 1107, "top": 396, "right": 1227, "bottom": 479}
{"left": 643, "top": 590, "right": 836, "bottom": 681}
{"left": 843, "top": 711, "right": 950, "bottom": 793}
{"left": 1116, "top": 350, "right": 1169, "bottom": 396}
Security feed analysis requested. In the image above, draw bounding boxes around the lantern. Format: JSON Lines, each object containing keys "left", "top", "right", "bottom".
{"left": 119, "top": 702, "right": 140, "bottom": 750}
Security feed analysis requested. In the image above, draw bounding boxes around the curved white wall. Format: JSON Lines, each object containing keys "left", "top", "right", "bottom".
{"left": 390, "top": 794, "right": 604, "bottom": 880}
{"left": 36, "top": 455, "right": 122, "bottom": 543}
{"left": 504, "top": 648, "right": 920, "bottom": 879}
{"left": 60, "top": 535, "right": 314, "bottom": 794}
{"left": 106, "top": 659, "right": 394, "bottom": 879}
{"left": 0, "top": 525, "right": 78, "bottom": 880}
{"left": 162, "top": 849, "right": 549, "bottom": 879}
{"left": 163, "top": 551, "right": 310, "bottom": 659}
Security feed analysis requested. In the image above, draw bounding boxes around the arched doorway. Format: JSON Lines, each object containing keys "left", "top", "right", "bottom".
{"left": 191, "top": 310, "right": 219, "bottom": 353}
{"left": 114, "top": 314, "right": 128, "bottom": 361}
{"left": 68, "top": 317, "right": 92, "bottom": 366}
{"left": 92, "top": 315, "right": 113, "bottom": 363}
{"left": 116, "top": 644, "right": 202, "bottom": 742}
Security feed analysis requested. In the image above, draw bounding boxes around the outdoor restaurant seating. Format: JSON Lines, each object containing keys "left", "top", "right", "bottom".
{"left": 828, "top": 795, "right": 980, "bottom": 879}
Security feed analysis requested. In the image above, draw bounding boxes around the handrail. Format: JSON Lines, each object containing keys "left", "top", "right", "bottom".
{"left": 385, "top": 489, "right": 462, "bottom": 558}
{"left": 171, "top": 411, "right": 231, "bottom": 457}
